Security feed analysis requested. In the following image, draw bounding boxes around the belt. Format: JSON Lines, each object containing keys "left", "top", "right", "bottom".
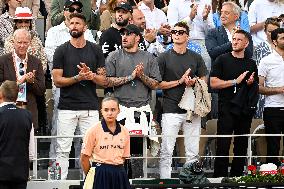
{"left": 16, "top": 101, "right": 28, "bottom": 106}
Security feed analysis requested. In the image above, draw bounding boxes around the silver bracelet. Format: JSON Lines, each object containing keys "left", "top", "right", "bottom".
{"left": 73, "top": 75, "right": 79, "bottom": 82}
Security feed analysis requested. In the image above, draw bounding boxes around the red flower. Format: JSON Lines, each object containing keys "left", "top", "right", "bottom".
{"left": 248, "top": 165, "right": 257, "bottom": 171}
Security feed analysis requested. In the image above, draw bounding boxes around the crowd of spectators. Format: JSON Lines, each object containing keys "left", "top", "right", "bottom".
{"left": 0, "top": 0, "right": 284, "bottom": 183}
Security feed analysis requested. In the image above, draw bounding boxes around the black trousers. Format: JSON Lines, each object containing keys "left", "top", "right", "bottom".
{"left": 263, "top": 107, "right": 284, "bottom": 166}
{"left": 0, "top": 181, "right": 27, "bottom": 189}
{"left": 213, "top": 102, "right": 252, "bottom": 177}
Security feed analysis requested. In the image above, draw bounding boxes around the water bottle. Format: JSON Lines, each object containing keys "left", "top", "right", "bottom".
{"left": 256, "top": 162, "right": 261, "bottom": 172}
{"left": 47, "top": 162, "right": 55, "bottom": 180}
{"left": 54, "top": 162, "right": 61, "bottom": 180}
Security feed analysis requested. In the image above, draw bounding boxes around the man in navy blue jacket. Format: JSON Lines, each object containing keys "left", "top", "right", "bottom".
{"left": 0, "top": 80, "right": 34, "bottom": 189}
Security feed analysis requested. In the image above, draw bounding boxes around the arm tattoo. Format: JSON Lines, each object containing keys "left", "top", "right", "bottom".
{"left": 96, "top": 67, "right": 106, "bottom": 76}
{"left": 106, "top": 76, "right": 129, "bottom": 87}
{"left": 140, "top": 74, "right": 159, "bottom": 89}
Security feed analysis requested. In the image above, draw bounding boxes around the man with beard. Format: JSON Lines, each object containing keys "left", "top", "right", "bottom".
{"left": 131, "top": 8, "right": 165, "bottom": 55}
{"left": 258, "top": 28, "right": 284, "bottom": 166}
{"left": 210, "top": 30, "right": 258, "bottom": 177}
{"left": 105, "top": 24, "right": 161, "bottom": 177}
{"left": 52, "top": 13, "right": 107, "bottom": 179}
{"left": 45, "top": 0, "right": 96, "bottom": 165}
{"left": 99, "top": 2, "right": 136, "bottom": 58}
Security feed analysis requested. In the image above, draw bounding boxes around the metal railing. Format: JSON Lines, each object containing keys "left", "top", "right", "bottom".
{"left": 31, "top": 132, "right": 284, "bottom": 179}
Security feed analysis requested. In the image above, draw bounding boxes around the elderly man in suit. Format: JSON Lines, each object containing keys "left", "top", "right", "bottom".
{"left": 205, "top": 1, "right": 253, "bottom": 118}
{"left": 0, "top": 28, "right": 45, "bottom": 129}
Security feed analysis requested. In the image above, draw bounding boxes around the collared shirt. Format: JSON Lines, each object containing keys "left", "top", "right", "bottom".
{"left": 45, "top": 22, "right": 96, "bottom": 69}
{"left": 258, "top": 50, "right": 284, "bottom": 107}
{"left": 167, "top": 0, "right": 214, "bottom": 40}
{"left": 248, "top": 0, "right": 284, "bottom": 46}
{"left": 81, "top": 119, "right": 130, "bottom": 165}
{"left": 138, "top": 2, "right": 167, "bottom": 30}
{"left": 14, "top": 51, "right": 27, "bottom": 102}
{"left": 0, "top": 12, "right": 14, "bottom": 56}
{"left": 0, "top": 102, "right": 35, "bottom": 160}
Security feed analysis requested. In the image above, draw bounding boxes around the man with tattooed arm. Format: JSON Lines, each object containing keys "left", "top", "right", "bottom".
{"left": 105, "top": 24, "right": 161, "bottom": 168}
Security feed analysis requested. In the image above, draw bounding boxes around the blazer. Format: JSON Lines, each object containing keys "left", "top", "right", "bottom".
{"left": 205, "top": 25, "right": 253, "bottom": 65}
{"left": 0, "top": 103, "right": 32, "bottom": 182}
{"left": 0, "top": 53, "right": 45, "bottom": 129}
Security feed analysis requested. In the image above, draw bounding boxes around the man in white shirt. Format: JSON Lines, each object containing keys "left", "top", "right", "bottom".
{"left": 167, "top": 0, "right": 213, "bottom": 71}
{"left": 45, "top": 3, "right": 95, "bottom": 165}
{"left": 138, "top": 0, "right": 167, "bottom": 30}
{"left": 248, "top": 0, "right": 284, "bottom": 46}
{"left": 258, "top": 28, "right": 284, "bottom": 166}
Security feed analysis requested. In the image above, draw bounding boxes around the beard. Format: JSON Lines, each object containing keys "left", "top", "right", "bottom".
{"left": 70, "top": 30, "right": 84, "bottom": 38}
{"left": 116, "top": 18, "right": 129, "bottom": 27}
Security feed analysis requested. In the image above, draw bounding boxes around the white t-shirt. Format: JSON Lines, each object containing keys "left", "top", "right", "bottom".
{"left": 248, "top": 0, "right": 284, "bottom": 46}
{"left": 258, "top": 51, "right": 284, "bottom": 107}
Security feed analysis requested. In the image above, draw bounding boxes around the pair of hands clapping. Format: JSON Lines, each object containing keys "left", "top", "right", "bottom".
{"left": 76, "top": 62, "right": 96, "bottom": 81}
{"left": 179, "top": 69, "right": 196, "bottom": 87}
{"left": 18, "top": 70, "right": 36, "bottom": 85}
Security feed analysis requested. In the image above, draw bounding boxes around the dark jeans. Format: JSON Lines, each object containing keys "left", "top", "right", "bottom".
{"left": 213, "top": 102, "right": 252, "bottom": 177}
{"left": 0, "top": 181, "right": 27, "bottom": 189}
{"left": 263, "top": 107, "right": 284, "bottom": 166}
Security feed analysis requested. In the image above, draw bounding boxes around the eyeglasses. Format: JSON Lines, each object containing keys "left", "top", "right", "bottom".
{"left": 15, "top": 20, "right": 31, "bottom": 24}
{"left": 120, "top": 31, "right": 136, "bottom": 36}
{"left": 19, "top": 62, "right": 25, "bottom": 76}
{"left": 66, "top": 7, "right": 82, "bottom": 13}
{"left": 171, "top": 30, "right": 188, "bottom": 35}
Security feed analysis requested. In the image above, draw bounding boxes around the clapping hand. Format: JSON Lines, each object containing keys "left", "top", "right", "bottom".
{"left": 202, "top": 4, "right": 211, "bottom": 21}
{"left": 25, "top": 70, "right": 36, "bottom": 84}
{"left": 135, "top": 63, "right": 144, "bottom": 78}
{"left": 77, "top": 62, "right": 95, "bottom": 81}
{"left": 246, "top": 72, "right": 255, "bottom": 85}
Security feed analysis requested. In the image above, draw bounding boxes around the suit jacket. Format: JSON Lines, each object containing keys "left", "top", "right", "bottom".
{"left": 205, "top": 25, "right": 253, "bottom": 65}
{"left": 0, "top": 103, "right": 32, "bottom": 182}
{"left": 0, "top": 53, "right": 45, "bottom": 129}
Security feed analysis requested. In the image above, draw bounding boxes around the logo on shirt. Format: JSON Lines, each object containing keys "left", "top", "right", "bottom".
{"left": 99, "top": 144, "right": 124, "bottom": 150}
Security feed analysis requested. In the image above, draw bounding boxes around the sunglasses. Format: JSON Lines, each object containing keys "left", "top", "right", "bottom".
{"left": 267, "top": 17, "right": 282, "bottom": 22}
{"left": 171, "top": 30, "right": 188, "bottom": 35}
{"left": 19, "top": 62, "right": 25, "bottom": 76}
{"left": 120, "top": 31, "right": 136, "bottom": 36}
{"left": 16, "top": 20, "right": 31, "bottom": 24}
{"left": 66, "top": 7, "right": 82, "bottom": 13}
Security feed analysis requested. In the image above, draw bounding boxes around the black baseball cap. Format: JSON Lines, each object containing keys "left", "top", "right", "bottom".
{"left": 64, "top": 0, "right": 83, "bottom": 9}
{"left": 120, "top": 24, "right": 141, "bottom": 35}
{"left": 114, "top": 2, "right": 133, "bottom": 13}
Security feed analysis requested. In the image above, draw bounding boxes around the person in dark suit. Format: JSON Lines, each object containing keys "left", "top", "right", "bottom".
{"left": 0, "top": 28, "right": 45, "bottom": 129}
{"left": 0, "top": 80, "right": 35, "bottom": 189}
{"left": 205, "top": 1, "right": 253, "bottom": 118}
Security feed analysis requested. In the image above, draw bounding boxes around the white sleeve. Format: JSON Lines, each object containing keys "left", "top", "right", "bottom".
{"left": 167, "top": 0, "right": 179, "bottom": 26}
{"left": 29, "top": 126, "right": 35, "bottom": 161}
{"left": 44, "top": 28, "right": 57, "bottom": 65}
{"left": 85, "top": 29, "right": 96, "bottom": 43}
{"left": 248, "top": 0, "right": 257, "bottom": 26}
{"left": 258, "top": 58, "right": 267, "bottom": 78}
